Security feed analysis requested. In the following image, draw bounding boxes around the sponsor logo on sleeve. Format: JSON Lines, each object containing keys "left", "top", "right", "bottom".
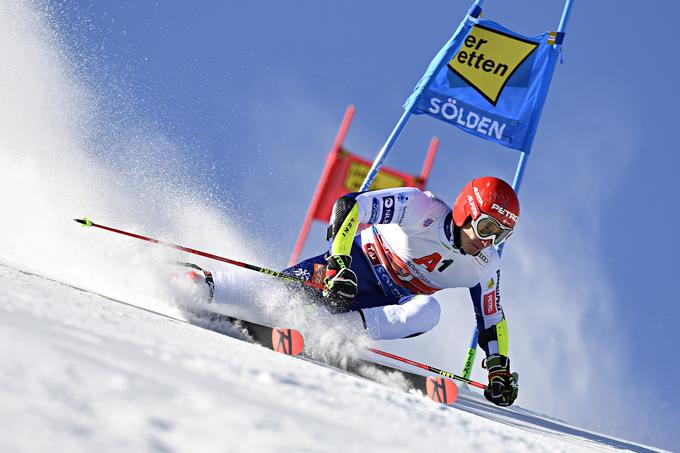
{"left": 397, "top": 207, "right": 407, "bottom": 224}
{"left": 380, "top": 196, "right": 395, "bottom": 223}
{"left": 340, "top": 217, "right": 355, "bottom": 238}
{"left": 422, "top": 217, "right": 434, "bottom": 228}
{"left": 483, "top": 290, "right": 497, "bottom": 315}
{"left": 369, "top": 197, "right": 380, "bottom": 223}
{"left": 397, "top": 192, "right": 409, "bottom": 204}
{"left": 495, "top": 269, "right": 501, "bottom": 307}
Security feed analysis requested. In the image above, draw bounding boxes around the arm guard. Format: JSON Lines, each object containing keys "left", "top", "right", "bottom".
{"left": 326, "top": 193, "right": 360, "bottom": 257}
{"left": 477, "top": 318, "right": 509, "bottom": 357}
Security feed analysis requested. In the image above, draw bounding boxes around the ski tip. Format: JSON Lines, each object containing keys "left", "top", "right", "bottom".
{"left": 74, "top": 217, "right": 93, "bottom": 227}
{"left": 425, "top": 377, "right": 458, "bottom": 405}
{"left": 271, "top": 328, "right": 304, "bottom": 356}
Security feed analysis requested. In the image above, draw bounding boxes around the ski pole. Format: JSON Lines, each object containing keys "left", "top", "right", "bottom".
{"left": 367, "top": 347, "right": 487, "bottom": 389}
{"left": 73, "top": 218, "right": 325, "bottom": 291}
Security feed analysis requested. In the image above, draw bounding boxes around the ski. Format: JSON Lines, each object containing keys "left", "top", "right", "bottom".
{"left": 347, "top": 358, "right": 459, "bottom": 405}
{"left": 186, "top": 308, "right": 304, "bottom": 356}
{"left": 186, "top": 308, "right": 457, "bottom": 403}
{"left": 189, "top": 308, "right": 457, "bottom": 403}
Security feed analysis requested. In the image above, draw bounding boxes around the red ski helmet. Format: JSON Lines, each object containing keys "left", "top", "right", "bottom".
{"left": 452, "top": 177, "right": 520, "bottom": 230}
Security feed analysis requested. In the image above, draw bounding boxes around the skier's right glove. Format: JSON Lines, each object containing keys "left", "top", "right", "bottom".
{"left": 483, "top": 354, "right": 519, "bottom": 407}
{"left": 323, "top": 254, "right": 358, "bottom": 311}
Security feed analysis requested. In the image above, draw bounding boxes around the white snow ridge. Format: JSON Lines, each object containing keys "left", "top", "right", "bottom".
{"left": 0, "top": 263, "right": 664, "bottom": 453}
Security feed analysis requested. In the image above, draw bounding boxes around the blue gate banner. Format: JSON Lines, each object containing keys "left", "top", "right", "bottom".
{"left": 404, "top": 18, "right": 561, "bottom": 153}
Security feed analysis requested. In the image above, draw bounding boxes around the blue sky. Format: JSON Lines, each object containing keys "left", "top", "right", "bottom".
{"left": 35, "top": 0, "right": 680, "bottom": 448}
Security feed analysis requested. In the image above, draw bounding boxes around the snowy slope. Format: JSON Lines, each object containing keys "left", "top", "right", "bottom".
{"left": 0, "top": 262, "right": 663, "bottom": 453}
{"left": 0, "top": 1, "right": 674, "bottom": 451}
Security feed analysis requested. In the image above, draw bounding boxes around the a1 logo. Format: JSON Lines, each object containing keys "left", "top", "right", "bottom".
{"left": 413, "top": 253, "right": 454, "bottom": 273}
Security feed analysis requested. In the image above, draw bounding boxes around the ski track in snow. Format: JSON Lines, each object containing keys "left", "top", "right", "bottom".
{"left": 0, "top": 263, "right": 663, "bottom": 453}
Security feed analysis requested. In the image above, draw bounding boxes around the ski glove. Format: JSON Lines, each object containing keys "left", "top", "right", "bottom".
{"left": 323, "top": 254, "right": 358, "bottom": 311}
{"left": 483, "top": 354, "right": 519, "bottom": 407}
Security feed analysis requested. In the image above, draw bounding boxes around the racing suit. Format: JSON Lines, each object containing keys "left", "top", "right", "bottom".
{"left": 281, "top": 187, "right": 510, "bottom": 358}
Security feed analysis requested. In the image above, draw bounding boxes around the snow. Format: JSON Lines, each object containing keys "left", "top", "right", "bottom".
{"left": 0, "top": 263, "right": 663, "bottom": 453}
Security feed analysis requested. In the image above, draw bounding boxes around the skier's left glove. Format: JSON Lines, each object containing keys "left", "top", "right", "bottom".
{"left": 323, "top": 254, "right": 358, "bottom": 311}
{"left": 483, "top": 354, "right": 519, "bottom": 407}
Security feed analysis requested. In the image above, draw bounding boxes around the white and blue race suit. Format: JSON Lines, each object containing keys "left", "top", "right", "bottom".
{"left": 279, "top": 187, "right": 510, "bottom": 357}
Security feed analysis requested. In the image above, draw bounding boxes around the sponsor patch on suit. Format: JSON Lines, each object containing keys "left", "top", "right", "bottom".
{"left": 380, "top": 196, "right": 395, "bottom": 223}
{"left": 483, "top": 290, "right": 497, "bottom": 315}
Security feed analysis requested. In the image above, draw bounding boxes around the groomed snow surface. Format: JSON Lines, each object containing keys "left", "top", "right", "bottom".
{"left": 0, "top": 263, "right": 663, "bottom": 453}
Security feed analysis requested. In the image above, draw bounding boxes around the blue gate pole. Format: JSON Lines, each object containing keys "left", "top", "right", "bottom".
{"left": 359, "top": 108, "right": 414, "bottom": 192}
{"left": 462, "top": 0, "right": 574, "bottom": 381}
{"left": 359, "top": 0, "right": 485, "bottom": 192}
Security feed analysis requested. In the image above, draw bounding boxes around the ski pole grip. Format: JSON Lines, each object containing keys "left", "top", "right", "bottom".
{"left": 74, "top": 218, "right": 93, "bottom": 227}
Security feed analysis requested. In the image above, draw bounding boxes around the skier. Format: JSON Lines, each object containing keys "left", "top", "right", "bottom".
{"left": 190, "top": 176, "right": 520, "bottom": 407}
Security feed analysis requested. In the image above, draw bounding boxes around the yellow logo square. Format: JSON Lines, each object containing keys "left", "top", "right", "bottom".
{"left": 344, "top": 162, "right": 406, "bottom": 192}
{"left": 448, "top": 24, "right": 538, "bottom": 105}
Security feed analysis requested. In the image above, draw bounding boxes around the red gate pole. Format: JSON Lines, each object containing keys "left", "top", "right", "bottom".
{"left": 417, "top": 136, "right": 439, "bottom": 188}
{"left": 288, "top": 105, "right": 356, "bottom": 266}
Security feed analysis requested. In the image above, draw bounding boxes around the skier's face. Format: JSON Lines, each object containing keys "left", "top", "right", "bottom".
{"left": 460, "top": 220, "right": 493, "bottom": 255}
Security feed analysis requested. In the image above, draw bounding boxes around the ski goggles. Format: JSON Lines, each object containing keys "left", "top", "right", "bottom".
{"left": 471, "top": 214, "right": 514, "bottom": 246}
